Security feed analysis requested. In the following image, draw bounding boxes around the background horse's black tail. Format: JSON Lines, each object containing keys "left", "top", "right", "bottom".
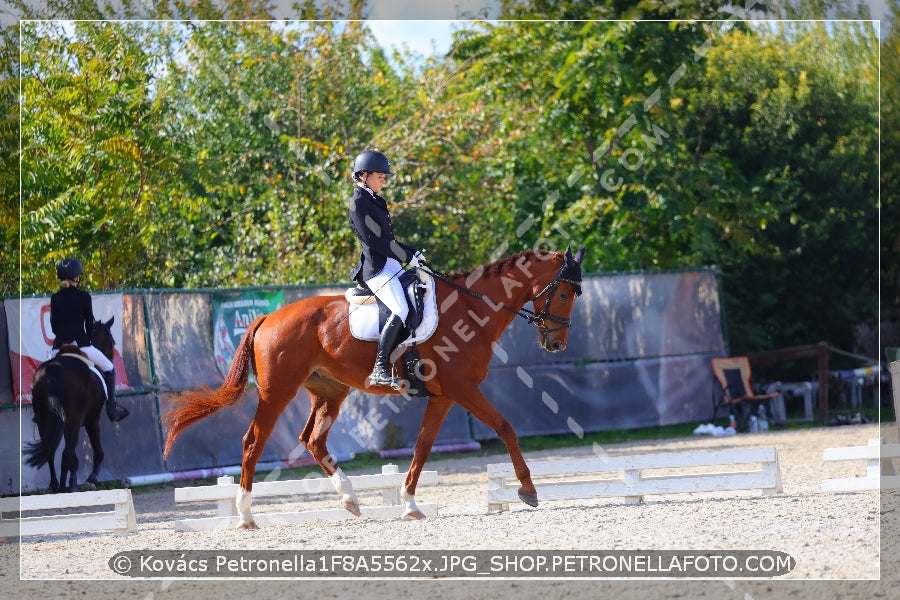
{"left": 23, "top": 394, "right": 64, "bottom": 468}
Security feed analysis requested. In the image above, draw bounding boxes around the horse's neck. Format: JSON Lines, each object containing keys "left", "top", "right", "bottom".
{"left": 455, "top": 252, "right": 562, "bottom": 328}
{"left": 92, "top": 332, "right": 113, "bottom": 362}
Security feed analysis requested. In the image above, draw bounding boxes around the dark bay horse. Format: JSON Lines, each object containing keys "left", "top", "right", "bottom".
{"left": 24, "top": 318, "right": 116, "bottom": 493}
{"left": 164, "top": 247, "right": 585, "bottom": 528}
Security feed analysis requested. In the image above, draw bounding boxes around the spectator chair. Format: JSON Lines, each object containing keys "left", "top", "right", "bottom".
{"left": 711, "top": 356, "right": 781, "bottom": 429}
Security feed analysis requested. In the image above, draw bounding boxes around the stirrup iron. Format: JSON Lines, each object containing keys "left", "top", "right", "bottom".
{"left": 368, "top": 364, "right": 403, "bottom": 390}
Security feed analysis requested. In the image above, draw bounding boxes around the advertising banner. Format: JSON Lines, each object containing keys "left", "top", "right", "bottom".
{"left": 212, "top": 290, "right": 284, "bottom": 379}
{"left": 4, "top": 293, "right": 130, "bottom": 404}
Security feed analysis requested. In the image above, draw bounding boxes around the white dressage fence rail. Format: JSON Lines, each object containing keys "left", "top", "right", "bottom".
{"left": 0, "top": 488, "right": 137, "bottom": 541}
{"left": 821, "top": 362, "right": 900, "bottom": 492}
{"left": 488, "top": 447, "right": 783, "bottom": 512}
{"left": 822, "top": 437, "right": 900, "bottom": 492}
{"left": 173, "top": 464, "right": 439, "bottom": 531}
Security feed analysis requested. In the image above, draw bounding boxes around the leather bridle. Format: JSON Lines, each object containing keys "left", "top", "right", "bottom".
{"left": 529, "top": 273, "right": 583, "bottom": 334}
{"left": 423, "top": 264, "right": 582, "bottom": 334}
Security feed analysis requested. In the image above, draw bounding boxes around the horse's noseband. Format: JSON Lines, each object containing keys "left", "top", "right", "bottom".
{"left": 529, "top": 274, "right": 582, "bottom": 334}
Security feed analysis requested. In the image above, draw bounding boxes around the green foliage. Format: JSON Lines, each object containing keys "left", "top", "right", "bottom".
{"left": 882, "top": 2, "right": 900, "bottom": 326}
{"left": 3, "top": 0, "right": 886, "bottom": 365}
{"left": 19, "top": 20, "right": 180, "bottom": 291}
{"left": 685, "top": 23, "right": 878, "bottom": 354}
{"left": 0, "top": 25, "right": 20, "bottom": 296}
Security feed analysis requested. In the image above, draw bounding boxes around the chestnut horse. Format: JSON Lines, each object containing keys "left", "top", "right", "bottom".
{"left": 164, "top": 246, "right": 585, "bottom": 528}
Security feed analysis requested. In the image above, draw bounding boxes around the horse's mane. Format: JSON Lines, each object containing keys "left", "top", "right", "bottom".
{"left": 446, "top": 250, "right": 559, "bottom": 281}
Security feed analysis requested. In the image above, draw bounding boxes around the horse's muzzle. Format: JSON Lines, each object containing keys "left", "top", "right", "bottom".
{"left": 540, "top": 333, "right": 567, "bottom": 353}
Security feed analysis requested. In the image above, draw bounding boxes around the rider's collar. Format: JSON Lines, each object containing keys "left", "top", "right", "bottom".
{"left": 357, "top": 183, "right": 375, "bottom": 197}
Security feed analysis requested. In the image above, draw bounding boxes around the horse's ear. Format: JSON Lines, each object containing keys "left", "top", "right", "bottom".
{"left": 105, "top": 317, "right": 114, "bottom": 327}
{"left": 564, "top": 244, "right": 573, "bottom": 260}
{"left": 575, "top": 247, "right": 586, "bottom": 265}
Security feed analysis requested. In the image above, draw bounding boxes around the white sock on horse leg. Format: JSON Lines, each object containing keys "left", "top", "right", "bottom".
{"left": 236, "top": 488, "right": 253, "bottom": 525}
{"left": 401, "top": 487, "right": 420, "bottom": 515}
{"left": 330, "top": 468, "right": 358, "bottom": 504}
{"left": 330, "top": 468, "right": 352, "bottom": 494}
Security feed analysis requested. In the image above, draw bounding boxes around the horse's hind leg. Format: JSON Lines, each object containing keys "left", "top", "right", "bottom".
{"left": 236, "top": 385, "right": 302, "bottom": 529}
{"left": 300, "top": 373, "right": 357, "bottom": 515}
{"left": 83, "top": 417, "right": 104, "bottom": 487}
{"left": 38, "top": 422, "right": 61, "bottom": 493}
{"left": 60, "top": 425, "right": 81, "bottom": 493}
{"left": 33, "top": 415, "right": 62, "bottom": 492}
{"left": 47, "top": 457, "right": 60, "bottom": 493}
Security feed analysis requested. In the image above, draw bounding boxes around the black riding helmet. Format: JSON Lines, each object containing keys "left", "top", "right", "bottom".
{"left": 56, "top": 258, "right": 84, "bottom": 281}
{"left": 352, "top": 150, "right": 394, "bottom": 181}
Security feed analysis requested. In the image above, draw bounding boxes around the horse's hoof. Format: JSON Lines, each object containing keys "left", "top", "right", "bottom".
{"left": 82, "top": 482, "right": 97, "bottom": 491}
{"left": 402, "top": 510, "right": 426, "bottom": 520}
{"left": 518, "top": 489, "right": 539, "bottom": 507}
{"left": 343, "top": 500, "right": 362, "bottom": 517}
{"left": 86, "top": 474, "right": 99, "bottom": 485}
{"left": 236, "top": 520, "right": 258, "bottom": 530}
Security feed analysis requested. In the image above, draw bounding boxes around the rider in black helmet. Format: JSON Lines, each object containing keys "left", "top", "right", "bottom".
{"left": 348, "top": 150, "right": 426, "bottom": 389}
{"left": 50, "top": 258, "right": 129, "bottom": 422}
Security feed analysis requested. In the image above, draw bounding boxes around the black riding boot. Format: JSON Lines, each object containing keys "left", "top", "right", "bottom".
{"left": 368, "top": 315, "right": 405, "bottom": 390}
{"left": 102, "top": 369, "right": 129, "bottom": 422}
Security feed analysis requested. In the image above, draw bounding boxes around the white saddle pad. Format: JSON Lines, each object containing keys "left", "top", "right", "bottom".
{"left": 346, "top": 270, "right": 439, "bottom": 345}
{"left": 59, "top": 351, "right": 108, "bottom": 399}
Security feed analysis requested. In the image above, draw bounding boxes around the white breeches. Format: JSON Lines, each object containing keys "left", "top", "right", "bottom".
{"left": 365, "top": 258, "right": 409, "bottom": 322}
{"left": 51, "top": 344, "right": 113, "bottom": 372}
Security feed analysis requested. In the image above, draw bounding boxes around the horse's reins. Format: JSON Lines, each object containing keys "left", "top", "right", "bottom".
{"left": 419, "top": 264, "right": 582, "bottom": 334}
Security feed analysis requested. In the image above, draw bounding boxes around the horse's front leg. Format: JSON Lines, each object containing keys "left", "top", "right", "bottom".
{"left": 456, "top": 386, "right": 538, "bottom": 507}
{"left": 401, "top": 398, "right": 454, "bottom": 519}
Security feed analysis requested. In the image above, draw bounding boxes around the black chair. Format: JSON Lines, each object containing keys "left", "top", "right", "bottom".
{"left": 711, "top": 356, "right": 780, "bottom": 428}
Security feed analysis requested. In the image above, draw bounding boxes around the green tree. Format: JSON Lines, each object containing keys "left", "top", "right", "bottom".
{"left": 154, "top": 17, "right": 416, "bottom": 287}
{"left": 881, "top": 4, "right": 900, "bottom": 350}
{"left": 0, "top": 24, "right": 19, "bottom": 296}
{"left": 19, "top": 20, "right": 179, "bottom": 292}
{"left": 447, "top": 15, "right": 732, "bottom": 269}
{"left": 685, "top": 23, "right": 878, "bottom": 356}
{"left": 6, "top": 0, "right": 884, "bottom": 373}
{"left": 447, "top": 11, "right": 878, "bottom": 362}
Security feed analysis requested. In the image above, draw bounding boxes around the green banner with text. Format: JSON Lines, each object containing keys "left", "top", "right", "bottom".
{"left": 212, "top": 290, "right": 284, "bottom": 380}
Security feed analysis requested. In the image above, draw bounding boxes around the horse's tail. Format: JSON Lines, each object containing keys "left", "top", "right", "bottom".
{"left": 23, "top": 426, "right": 62, "bottom": 467}
{"left": 23, "top": 385, "right": 64, "bottom": 468}
{"left": 162, "top": 314, "right": 267, "bottom": 458}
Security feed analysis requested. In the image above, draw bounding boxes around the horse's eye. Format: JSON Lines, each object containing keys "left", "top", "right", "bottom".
{"left": 560, "top": 293, "right": 570, "bottom": 301}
